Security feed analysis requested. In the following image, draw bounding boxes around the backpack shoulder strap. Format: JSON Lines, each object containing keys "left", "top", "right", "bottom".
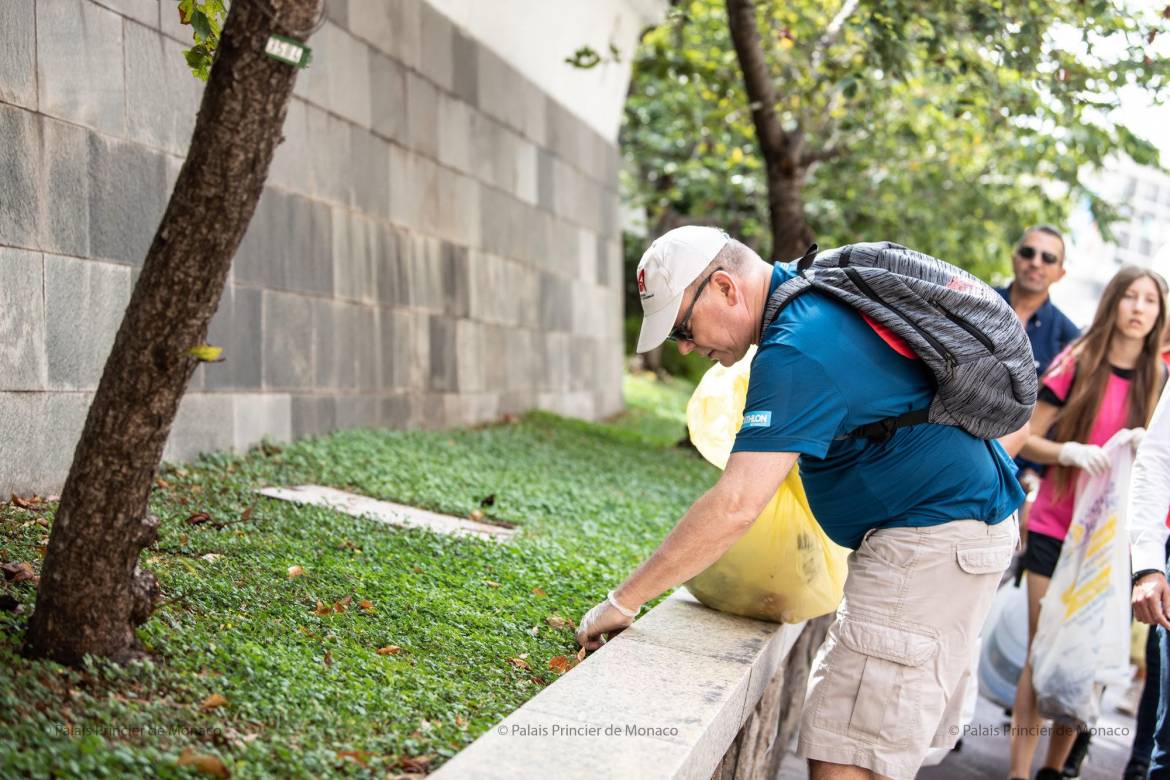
{"left": 843, "top": 409, "right": 932, "bottom": 444}
{"left": 761, "top": 244, "right": 819, "bottom": 334}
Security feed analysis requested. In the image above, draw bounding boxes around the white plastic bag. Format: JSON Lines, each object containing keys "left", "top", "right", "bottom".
{"left": 1030, "top": 428, "right": 1137, "bottom": 726}
{"left": 978, "top": 581, "right": 1031, "bottom": 709}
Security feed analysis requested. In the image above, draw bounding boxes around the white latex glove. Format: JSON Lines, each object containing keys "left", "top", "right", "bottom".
{"left": 1057, "top": 441, "right": 1110, "bottom": 477}
{"left": 575, "top": 593, "right": 638, "bottom": 652}
{"left": 1131, "top": 427, "right": 1147, "bottom": 453}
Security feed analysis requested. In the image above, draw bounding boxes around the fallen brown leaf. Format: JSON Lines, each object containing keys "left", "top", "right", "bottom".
{"left": 287, "top": 565, "right": 304, "bottom": 579}
{"left": 200, "top": 693, "right": 228, "bottom": 711}
{"left": 9, "top": 494, "right": 40, "bottom": 510}
{"left": 577, "top": 646, "right": 587, "bottom": 662}
{"left": 177, "top": 747, "right": 230, "bottom": 778}
{"left": 507, "top": 657, "right": 531, "bottom": 671}
{"left": 545, "top": 615, "right": 574, "bottom": 630}
{"left": 179, "top": 533, "right": 189, "bottom": 546}
{"left": 33, "top": 517, "right": 48, "bottom": 528}
{"left": 469, "top": 509, "right": 485, "bottom": 522}
{"left": 396, "top": 754, "right": 433, "bottom": 773}
{"left": 185, "top": 512, "right": 212, "bottom": 527}
{"left": 548, "top": 656, "right": 572, "bottom": 674}
{"left": 358, "top": 600, "right": 374, "bottom": 612}
{"left": 314, "top": 601, "right": 333, "bottom": 616}
{"left": 527, "top": 625, "right": 539, "bottom": 637}
{"left": 333, "top": 595, "right": 352, "bottom": 613}
{"left": 482, "top": 580, "right": 500, "bottom": 588}
{"left": 323, "top": 650, "right": 333, "bottom": 667}
{"left": 376, "top": 645, "right": 402, "bottom": 655}
{"left": 455, "top": 714, "right": 467, "bottom": 729}
{"left": 155, "top": 478, "right": 171, "bottom": 490}
{"left": 531, "top": 587, "right": 546, "bottom": 597}
{"left": 240, "top": 506, "right": 253, "bottom": 523}
{"left": 1, "top": 562, "right": 36, "bottom": 583}
{"left": 336, "top": 749, "right": 369, "bottom": 768}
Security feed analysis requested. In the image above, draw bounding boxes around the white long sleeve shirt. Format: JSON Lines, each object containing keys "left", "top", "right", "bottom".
{"left": 1129, "top": 383, "right": 1170, "bottom": 575}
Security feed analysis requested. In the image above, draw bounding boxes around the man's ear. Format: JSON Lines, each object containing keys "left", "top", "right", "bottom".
{"left": 1054, "top": 264, "right": 1067, "bottom": 283}
{"left": 714, "top": 270, "right": 738, "bottom": 306}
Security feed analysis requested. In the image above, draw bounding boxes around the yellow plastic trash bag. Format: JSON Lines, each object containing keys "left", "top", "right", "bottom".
{"left": 684, "top": 346, "right": 849, "bottom": 624}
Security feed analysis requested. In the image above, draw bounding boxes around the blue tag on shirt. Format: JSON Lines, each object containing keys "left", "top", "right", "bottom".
{"left": 743, "top": 410, "right": 772, "bottom": 428}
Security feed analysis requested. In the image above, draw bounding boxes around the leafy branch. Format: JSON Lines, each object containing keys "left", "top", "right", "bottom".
{"left": 176, "top": 0, "right": 228, "bottom": 81}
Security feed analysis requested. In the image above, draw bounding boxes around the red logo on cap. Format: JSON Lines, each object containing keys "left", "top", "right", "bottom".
{"left": 637, "top": 268, "right": 647, "bottom": 295}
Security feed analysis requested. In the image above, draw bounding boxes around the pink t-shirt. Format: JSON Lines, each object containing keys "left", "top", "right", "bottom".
{"left": 1028, "top": 349, "right": 1136, "bottom": 541}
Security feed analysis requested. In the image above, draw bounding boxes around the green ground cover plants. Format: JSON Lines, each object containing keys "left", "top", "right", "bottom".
{"left": 0, "top": 373, "right": 713, "bottom": 778}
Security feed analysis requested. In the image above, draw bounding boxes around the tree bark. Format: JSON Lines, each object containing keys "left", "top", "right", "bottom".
{"left": 725, "top": 0, "right": 815, "bottom": 261}
{"left": 23, "top": 0, "right": 321, "bottom": 666}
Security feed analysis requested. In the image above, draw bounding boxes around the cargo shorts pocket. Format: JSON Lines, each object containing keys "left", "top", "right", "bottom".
{"left": 955, "top": 544, "right": 1015, "bottom": 575}
{"left": 826, "top": 620, "right": 940, "bottom": 745}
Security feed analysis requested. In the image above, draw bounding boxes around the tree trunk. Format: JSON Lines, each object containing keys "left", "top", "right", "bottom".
{"left": 724, "top": 0, "right": 815, "bottom": 261}
{"left": 23, "top": 0, "right": 321, "bottom": 666}
{"left": 765, "top": 171, "right": 815, "bottom": 262}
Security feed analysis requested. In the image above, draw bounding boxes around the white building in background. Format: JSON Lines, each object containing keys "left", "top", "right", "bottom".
{"left": 1058, "top": 157, "right": 1170, "bottom": 326}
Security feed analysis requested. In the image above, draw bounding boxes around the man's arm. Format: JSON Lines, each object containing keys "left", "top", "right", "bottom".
{"left": 997, "top": 421, "right": 1031, "bottom": 459}
{"left": 1131, "top": 386, "right": 1170, "bottom": 628}
{"left": 576, "top": 450, "right": 798, "bottom": 650}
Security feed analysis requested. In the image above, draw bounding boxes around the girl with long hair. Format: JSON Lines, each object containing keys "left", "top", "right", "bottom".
{"left": 1009, "top": 266, "right": 1168, "bottom": 780}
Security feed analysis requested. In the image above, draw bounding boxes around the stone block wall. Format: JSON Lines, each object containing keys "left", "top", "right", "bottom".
{"left": 0, "top": 0, "right": 626, "bottom": 494}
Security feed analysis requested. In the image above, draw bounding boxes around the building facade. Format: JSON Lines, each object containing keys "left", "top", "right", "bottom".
{"left": 1060, "top": 157, "right": 1170, "bottom": 325}
{"left": 0, "top": 0, "right": 663, "bottom": 494}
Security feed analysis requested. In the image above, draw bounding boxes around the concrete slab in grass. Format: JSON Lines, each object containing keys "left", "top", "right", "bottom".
{"left": 257, "top": 485, "right": 516, "bottom": 541}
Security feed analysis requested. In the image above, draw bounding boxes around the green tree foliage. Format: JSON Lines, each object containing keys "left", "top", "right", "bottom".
{"left": 623, "top": 0, "right": 1170, "bottom": 279}
{"left": 176, "top": 0, "right": 228, "bottom": 80}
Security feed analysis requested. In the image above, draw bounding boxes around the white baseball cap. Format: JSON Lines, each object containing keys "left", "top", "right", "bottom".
{"left": 634, "top": 226, "right": 730, "bottom": 353}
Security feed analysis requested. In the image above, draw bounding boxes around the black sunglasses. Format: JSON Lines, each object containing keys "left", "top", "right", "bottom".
{"left": 666, "top": 267, "right": 723, "bottom": 343}
{"left": 1016, "top": 245, "right": 1060, "bottom": 266}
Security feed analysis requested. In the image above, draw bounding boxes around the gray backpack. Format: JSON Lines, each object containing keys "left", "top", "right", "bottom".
{"left": 762, "top": 241, "right": 1037, "bottom": 442}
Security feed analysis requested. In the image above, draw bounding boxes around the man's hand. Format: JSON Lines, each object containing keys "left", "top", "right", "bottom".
{"left": 575, "top": 598, "right": 635, "bottom": 652}
{"left": 1132, "top": 571, "right": 1170, "bottom": 629}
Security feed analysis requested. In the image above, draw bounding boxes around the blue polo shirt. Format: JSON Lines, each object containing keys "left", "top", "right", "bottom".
{"left": 994, "top": 284, "right": 1081, "bottom": 374}
{"left": 731, "top": 263, "right": 1024, "bottom": 550}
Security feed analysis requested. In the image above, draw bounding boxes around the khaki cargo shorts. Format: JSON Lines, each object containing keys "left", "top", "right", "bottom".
{"left": 797, "top": 516, "right": 1018, "bottom": 780}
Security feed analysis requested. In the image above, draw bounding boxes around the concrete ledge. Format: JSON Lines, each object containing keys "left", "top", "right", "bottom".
{"left": 432, "top": 590, "right": 806, "bottom": 780}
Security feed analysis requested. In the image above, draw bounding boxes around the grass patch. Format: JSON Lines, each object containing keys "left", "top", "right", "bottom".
{"left": 0, "top": 374, "right": 710, "bottom": 778}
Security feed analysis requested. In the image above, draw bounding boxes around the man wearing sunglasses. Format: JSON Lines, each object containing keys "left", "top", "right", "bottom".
{"left": 994, "top": 231, "right": 1086, "bottom": 775}
{"left": 995, "top": 225, "right": 1080, "bottom": 376}
{"left": 578, "top": 225, "right": 1025, "bottom": 780}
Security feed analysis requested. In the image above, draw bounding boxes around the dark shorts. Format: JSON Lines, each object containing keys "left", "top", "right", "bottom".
{"left": 1021, "top": 531, "right": 1063, "bottom": 578}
